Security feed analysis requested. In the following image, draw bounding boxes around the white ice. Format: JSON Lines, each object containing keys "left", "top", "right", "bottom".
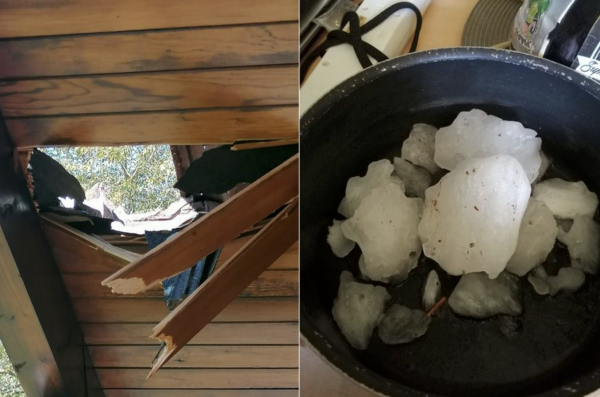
{"left": 422, "top": 270, "right": 441, "bottom": 311}
{"left": 560, "top": 215, "right": 600, "bottom": 275}
{"left": 418, "top": 155, "right": 531, "bottom": 279}
{"left": 434, "top": 109, "right": 542, "bottom": 183}
{"left": 401, "top": 123, "right": 440, "bottom": 174}
{"left": 332, "top": 271, "right": 391, "bottom": 350}
{"left": 377, "top": 304, "right": 430, "bottom": 345}
{"left": 393, "top": 157, "right": 432, "bottom": 199}
{"left": 506, "top": 198, "right": 557, "bottom": 276}
{"left": 327, "top": 220, "right": 355, "bottom": 258}
{"left": 342, "top": 183, "right": 422, "bottom": 283}
{"left": 533, "top": 178, "right": 598, "bottom": 219}
{"left": 448, "top": 272, "right": 522, "bottom": 319}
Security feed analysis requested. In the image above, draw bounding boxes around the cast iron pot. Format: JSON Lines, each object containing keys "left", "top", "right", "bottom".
{"left": 300, "top": 48, "right": 600, "bottom": 397}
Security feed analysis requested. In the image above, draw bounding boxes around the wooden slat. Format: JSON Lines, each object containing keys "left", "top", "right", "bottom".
{"left": 103, "top": 155, "right": 298, "bottom": 294}
{"left": 0, "top": 67, "right": 298, "bottom": 117}
{"left": 73, "top": 298, "right": 298, "bottom": 323}
{"left": 89, "top": 345, "right": 298, "bottom": 368}
{"left": 7, "top": 106, "right": 297, "bottom": 148}
{"left": 97, "top": 368, "right": 298, "bottom": 389}
{"left": 82, "top": 323, "right": 298, "bottom": 346}
{"left": 217, "top": 240, "right": 299, "bottom": 270}
{"left": 104, "top": 391, "right": 298, "bottom": 397}
{"left": 63, "top": 270, "right": 298, "bottom": 298}
{"left": 0, "top": 0, "right": 298, "bottom": 38}
{"left": 150, "top": 199, "right": 298, "bottom": 374}
{"left": 0, "top": 24, "right": 298, "bottom": 79}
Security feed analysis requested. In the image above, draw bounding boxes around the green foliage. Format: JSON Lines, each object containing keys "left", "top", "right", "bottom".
{"left": 42, "top": 145, "right": 180, "bottom": 214}
{"left": 0, "top": 339, "right": 25, "bottom": 397}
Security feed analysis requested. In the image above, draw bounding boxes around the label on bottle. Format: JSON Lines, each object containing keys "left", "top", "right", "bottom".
{"left": 511, "top": 0, "right": 576, "bottom": 56}
{"left": 572, "top": 18, "right": 600, "bottom": 82}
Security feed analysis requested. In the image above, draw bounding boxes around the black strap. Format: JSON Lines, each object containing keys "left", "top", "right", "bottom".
{"left": 300, "top": 2, "right": 423, "bottom": 83}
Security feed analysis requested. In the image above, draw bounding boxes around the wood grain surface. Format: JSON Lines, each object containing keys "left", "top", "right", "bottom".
{"left": 89, "top": 345, "right": 298, "bottom": 368}
{"left": 7, "top": 106, "right": 298, "bottom": 148}
{"left": 0, "top": 0, "right": 298, "bottom": 38}
{"left": 0, "top": 67, "right": 298, "bottom": 116}
{"left": 82, "top": 322, "right": 298, "bottom": 346}
{"left": 97, "top": 368, "right": 298, "bottom": 389}
{"left": 0, "top": 23, "right": 298, "bottom": 79}
{"left": 104, "top": 391, "right": 298, "bottom": 397}
{"left": 73, "top": 298, "right": 298, "bottom": 323}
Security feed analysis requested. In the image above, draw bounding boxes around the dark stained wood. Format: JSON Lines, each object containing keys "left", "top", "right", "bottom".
{"left": 97, "top": 368, "right": 298, "bottom": 389}
{"left": 150, "top": 199, "right": 298, "bottom": 374}
{"left": 0, "top": 24, "right": 297, "bottom": 79}
{"left": 0, "top": 116, "right": 103, "bottom": 396}
{"left": 7, "top": 106, "right": 297, "bottom": 148}
{"left": 82, "top": 323, "right": 298, "bottom": 346}
{"left": 63, "top": 270, "right": 298, "bottom": 298}
{"left": 73, "top": 298, "right": 299, "bottom": 323}
{"left": 104, "top": 391, "right": 298, "bottom": 397}
{"left": 0, "top": 0, "right": 298, "bottom": 38}
{"left": 89, "top": 345, "right": 298, "bottom": 368}
{"left": 103, "top": 155, "right": 298, "bottom": 294}
{"left": 0, "top": 67, "right": 298, "bottom": 116}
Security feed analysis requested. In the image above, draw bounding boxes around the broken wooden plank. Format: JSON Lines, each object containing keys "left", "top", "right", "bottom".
{"left": 0, "top": 67, "right": 298, "bottom": 117}
{"left": 73, "top": 298, "right": 298, "bottom": 323}
{"left": 102, "top": 154, "right": 298, "bottom": 294}
{"left": 104, "top": 390, "right": 298, "bottom": 397}
{"left": 0, "top": 0, "right": 298, "bottom": 38}
{"left": 8, "top": 106, "right": 298, "bottom": 148}
{"left": 0, "top": 116, "right": 103, "bottom": 396}
{"left": 42, "top": 216, "right": 139, "bottom": 272}
{"left": 216, "top": 239, "right": 298, "bottom": 270}
{"left": 64, "top": 270, "right": 298, "bottom": 298}
{"left": 149, "top": 197, "right": 298, "bottom": 376}
{"left": 0, "top": 24, "right": 297, "bottom": 79}
{"left": 82, "top": 322, "right": 298, "bottom": 346}
{"left": 90, "top": 345, "right": 298, "bottom": 368}
{"left": 97, "top": 368, "right": 298, "bottom": 389}
{"left": 232, "top": 139, "right": 299, "bottom": 151}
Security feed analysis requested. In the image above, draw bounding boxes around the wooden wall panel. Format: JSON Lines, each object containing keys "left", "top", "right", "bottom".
{"left": 105, "top": 391, "right": 298, "bottom": 397}
{"left": 73, "top": 298, "right": 298, "bottom": 323}
{"left": 97, "top": 368, "right": 298, "bottom": 389}
{"left": 0, "top": 0, "right": 298, "bottom": 38}
{"left": 0, "top": 67, "right": 298, "bottom": 116}
{"left": 89, "top": 345, "right": 298, "bottom": 368}
{"left": 7, "top": 106, "right": 297, "bottom": 148}
{"left": 0, "top": 24, "right": 297, "bottom": 79}
{"left": 82, "top": 323, "right": 298, "bottom": 346}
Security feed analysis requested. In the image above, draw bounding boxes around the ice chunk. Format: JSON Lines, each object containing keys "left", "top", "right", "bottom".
{"left": 547, "top": 267, "right": 586, "bottom": 295}
{"left": 448, "top": 272, "right": 522, "bottom": 319}
{"left": 506, "top": 198, "right": 557, "bottom": 276}
{"left": 528, "top": 266, "right": 585, "bottom": 296}
{"left": 418, "top": 155, "right": 531, "bottom": 278}
{"left": 338, "top": 159, "right": 404, "bottom": 218}
{"left": 327, "top": 220, "right": 355, "bottom": 258}
{"left": 377, "top": 304, "right": 430, "bottom": 345}
{"left": 332, "top": 271, "right": 391, "bottom": 350}
{"left": 434, "top": 109, "right": 542, "bottom": 183}
{"left": 422, "top": 270, "right": 441, "bottom": 311}
{"left": 534, "top": 151, "right": 551, "bottom": 183}
{"left": 393, "top": 157, "right": 432, "bottom": 198}
{"left": 342, "top": 183, "right": 422, "bottom": 283}
{"left": 560, "top": 215, "right": 600, "bottom": 275}
{"left": 401, "top": 123, "right": 440, "bottom": 174}
{"left": 533, "top": 179, "right": 598, "bottom": 219}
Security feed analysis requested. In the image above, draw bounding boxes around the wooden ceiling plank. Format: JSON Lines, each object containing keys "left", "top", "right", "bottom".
{"left": 0, "top": 0, "right": 298, "bottom": 38}
{"left": 149, "top": 198, "right": 298, "bottom": 376}
{"left": 0, "top": 24, "right": 297, "bottom": 79}
{"left": 7, "top": 107, "right": 298, "bottom": 148}
{"left": 102, "top": 154, "right": 298, "bottom": 295}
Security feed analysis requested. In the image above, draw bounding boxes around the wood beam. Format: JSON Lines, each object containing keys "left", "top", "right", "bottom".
{"left": 102, "top": 154, "right": 298, "bottom": 295}
{"left": 0, "top": 116, "right": 103, "bottom": 396}
{"left": 149, "top": 197, "right": 299, "bottom": 376}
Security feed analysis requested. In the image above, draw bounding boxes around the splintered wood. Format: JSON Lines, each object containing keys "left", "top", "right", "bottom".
{"left": 148, "top": 197, "right": 298, "bottom": 377}
{"left": 101, "top": 154, "right": 299, "bottom": 294}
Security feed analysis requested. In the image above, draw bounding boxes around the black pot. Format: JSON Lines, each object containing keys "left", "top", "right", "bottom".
{"left": 300, "top": 48, "right": 600, "bottom": 397}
